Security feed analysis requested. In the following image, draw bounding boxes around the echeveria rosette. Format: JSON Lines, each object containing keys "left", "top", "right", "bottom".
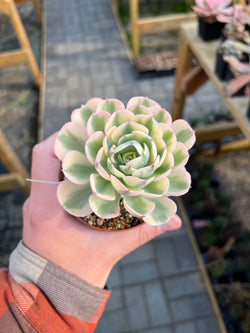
{"left": 54, "top": 97, "right": 196, "bottom": 226}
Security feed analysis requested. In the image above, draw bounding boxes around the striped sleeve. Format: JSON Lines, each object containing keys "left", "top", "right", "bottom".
{"left": 0, "top": 241, "right": 111, "bottom": 333}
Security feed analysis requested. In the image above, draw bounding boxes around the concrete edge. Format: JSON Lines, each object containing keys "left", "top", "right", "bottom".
{"left": 177, "top": 197, "right": 227, "bottom": 333}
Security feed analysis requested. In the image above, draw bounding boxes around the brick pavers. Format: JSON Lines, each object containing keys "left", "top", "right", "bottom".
{"left": 44, "top": 0, "right": 224, "bottom": 332}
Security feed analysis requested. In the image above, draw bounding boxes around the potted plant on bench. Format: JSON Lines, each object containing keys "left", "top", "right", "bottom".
{"left": 192, "top": 0, "right": 234, "bottom": 41}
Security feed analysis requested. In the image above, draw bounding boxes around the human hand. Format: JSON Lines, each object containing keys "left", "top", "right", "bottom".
{"left": 23, "top": 133, "right": 181, "bottom": 288}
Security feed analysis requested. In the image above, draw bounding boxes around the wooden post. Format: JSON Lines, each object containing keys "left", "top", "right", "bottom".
{"left": 0, "top": 0, "right": 42, "bottom": 86}
{"left": 0, "top": 129, "right": 30, "bottom": 195}
{"left": 130, "top": 0, "right": 140, "bottom": 56}
{"left": 171, "top": 27, "right": 193, "bottom": 120}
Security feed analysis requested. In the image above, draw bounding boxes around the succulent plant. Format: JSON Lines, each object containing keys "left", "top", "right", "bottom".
{"left": 54, "top": 97, "right": 195, "bottom": 226}
{"left": 192, "top": 0, "right": 233, "bottom": 22}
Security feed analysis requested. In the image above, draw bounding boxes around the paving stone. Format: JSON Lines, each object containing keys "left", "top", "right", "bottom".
{"left": 120, "top": 242, "right": 155, "bottom": 265}
{"left": 196, "top": 317, "right": 220, "bottom": 333}
{"left": 138, "top": 327, "right": 173, "bottom": 333}
{"left": 154, "top": 238, "right": 179, "bottom": 276}
{"left": 170, "top": 294, "right": 213, "bottom": 322}
{"left": 164, "top": 272, "right": 205, "bottom": 299}
{"left": 144, "top": 281, "right": 171, "bottom": 326}
{"left": 173, "top": 233, "right": 198, "bottom": 271}
{"left": 95, "top": 308, "right": 129, "bottom": 333}
{"left": 175, "top": 322, "right": 197, "bottom": 333}
{"left": 124, "top": 285, "right": 149, "bottom": 331}
{"left": 105, "top": 287, "right": 123, "bottom": 311}
{"left": 121, "top": 260, "right": 159, "bottom": 285}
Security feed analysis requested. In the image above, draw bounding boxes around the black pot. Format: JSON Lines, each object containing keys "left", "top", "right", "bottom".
{"left": 198, "top": 16, "right": 225, "bottom": 41}
{"left": 247, "top": 100, "right": 250, "bottom": 120}
{"left": 215, "top": 52, "right": 234, "bottom": 81}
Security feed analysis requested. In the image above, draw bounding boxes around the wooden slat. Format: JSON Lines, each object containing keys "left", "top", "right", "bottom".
{"left": 0, "top": 1, "right": 11, "bottom": 15}
{"left": 0, "top": 173, "right": 23, "bottom": 192}
{"left": 137, "top": 12, "right": 196, "bottom": 34}
{"left": 0, "top": 49, "right": 28, "bottom": 66}
{"left": 181, "top": 22, "right": 250, "bottom": 142}
{"left": 130, "top": 0, "right": 140, "bottom": 56}
{"left": 196, "top": 138, "right": 250, "bottom": 156}
{"left": 0, "top": 129, "right": 30, "bottom": 195}
{"left": 181, "top": 65, "right": 208, "bottom": 95}
{"left": 195, "top": 122, "right": 242, "bottom": 143}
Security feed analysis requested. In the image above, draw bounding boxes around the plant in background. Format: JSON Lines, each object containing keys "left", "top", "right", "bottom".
{"left": 54, "top": 97, "right": 195, "bottom": 227}
{"left": 192, "top": 0, "right": 233, "bottom": 23}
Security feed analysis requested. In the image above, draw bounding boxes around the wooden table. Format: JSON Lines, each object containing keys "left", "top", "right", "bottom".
{"left": 171, "top": 21, "right": 250, "bottom": 146}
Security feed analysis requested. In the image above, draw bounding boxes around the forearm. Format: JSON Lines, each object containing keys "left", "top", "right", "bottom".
{"left": 0, "top": 242, "right": 110, "bottom": 333}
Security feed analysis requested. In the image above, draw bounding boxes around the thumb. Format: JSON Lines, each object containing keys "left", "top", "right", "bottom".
{"left": 138, "top": 214, "right": 182, "bottom": 246}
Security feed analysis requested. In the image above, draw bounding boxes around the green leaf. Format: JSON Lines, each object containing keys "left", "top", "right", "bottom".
{"left": 55, "top": 122, "right": 87, "bottom": 161}
{"left": 143, "top": 197, "right": 177, "bottom": 225}
{"left": 63, "top": 151, "right": 95, "bottom": 184}
{"left": 124, "top": 196, "right": 155, "bottom": 217}
{"left": 89, "top": 193, "right": 121, "bottom": 218}
{"left": 85, "top": 131, "right": 105, "bottom": 165}
{"left": 57, "top": 180, "right": 92, "bottom": 217}
{"left": 167, "top": 168, "right": 191, "bottom": 196}
{"left": 172, "top": 119, "right": 196, "bottom": 150}
{"left": 90, "top": 174, "right": 116, "bottom": 201}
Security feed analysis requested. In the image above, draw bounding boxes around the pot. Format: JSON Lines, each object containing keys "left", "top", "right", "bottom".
{"left": 198, "top": 16, "right": 225, "bottom": 41}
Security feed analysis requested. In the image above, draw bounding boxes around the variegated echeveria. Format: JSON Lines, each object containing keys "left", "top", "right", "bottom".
{"left": 54, "top": 97, "right": 196, "bottom": 226}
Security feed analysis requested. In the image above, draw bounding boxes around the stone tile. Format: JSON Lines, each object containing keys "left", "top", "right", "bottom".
{"left": 164, "top": 272, "right": 205, "bottom": 299}
{"left": 124, "top": 285, "right": 149, "bottom": 331}
{"left": 105, "top": 288, "right": 123, "bottom": 311}
{"left": 173, "top": 233, "right": 198, "bottom": 271}
{"left": 138, "top": 327, "right": 173, "bottom": 333}
{"left": 95, "top": 308, "right": 129, "bottom": 333}
{"left": 144, "top": 281, "right": 171, "bottom": 326}
{"left": 154, "top": 238, "right": 179, "bottom": 276}
{"left": 175, "top": 322, "right": 197, "bottom": 333}
{"left": 120, "top": 260, "right": 159, "bottom": 285}
{"left": 120, "top": 242, "right": 155, "bottom": 265}
{"left": 170, "top": 294, "right": 213, "bottom": 322}
{"left": 196, "top": 317, "right": 220, "bottom": 333}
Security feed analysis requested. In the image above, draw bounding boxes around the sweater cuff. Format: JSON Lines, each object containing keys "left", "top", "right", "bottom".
{"left": 9, "top": 241, "right": 111, "bottom": 323}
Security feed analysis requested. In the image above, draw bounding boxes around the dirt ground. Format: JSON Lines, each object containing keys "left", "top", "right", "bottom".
{"left": 207, "top": 149, "right": 250, "bottom": 231}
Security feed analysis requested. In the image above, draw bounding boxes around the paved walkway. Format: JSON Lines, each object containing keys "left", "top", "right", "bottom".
{"left": 43, "top": 1, "right": 224, "bottom": 332}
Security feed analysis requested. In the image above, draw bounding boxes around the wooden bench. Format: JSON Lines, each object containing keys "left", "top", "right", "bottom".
{"left": 0, "top": 0, "right": 42, "bottom": 86}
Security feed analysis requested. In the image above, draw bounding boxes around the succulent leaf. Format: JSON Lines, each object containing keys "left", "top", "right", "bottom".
{"left": 55, "top": 122, "right": 87, "bottom": 161}
{"left": 90, "top": 174, "right": 116, "bottom": 201}
{"left": 89, "top": 193, "right": 121, "bottom": 218}
{"left": 124, "top": 196, "right": 155, "bottom": 217}
{"left": 172, "top": 119, "right": 196, "bottom": 150}
{"left": 143, "top": 197, "right": 177, "bottom": 225}
{"left": 85, "top": 131, "right": 105, "bottom": 165}
{"left": 167, "top": 168, "right": 191, "bottom": 196}
{"left": 63, "top": 151, "right": 95, "bottom": 184}
{"left": 57, "top": 180, "right": 92, "bottom": 217}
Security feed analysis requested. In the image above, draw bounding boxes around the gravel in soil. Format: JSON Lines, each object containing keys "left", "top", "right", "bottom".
{"left": 80, "top": 202, "right": 143, "bottom": 231}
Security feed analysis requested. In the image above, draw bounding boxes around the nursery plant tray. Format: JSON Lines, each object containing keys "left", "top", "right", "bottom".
{"left": 134, "top": 51, "right": 177, "bottom": 78}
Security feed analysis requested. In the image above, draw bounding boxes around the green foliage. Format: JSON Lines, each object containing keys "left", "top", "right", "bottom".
{"left": 169, "top": 1, "right": 191, "bottom": 13}
{"left": 118, "top": 0, "right": 130, "bottom": 26}
{"left": 208, "top": 259, "right": 227, "bottom": 278}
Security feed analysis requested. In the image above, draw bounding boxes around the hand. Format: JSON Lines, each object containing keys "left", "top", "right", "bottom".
{"left": 23, "top": 133, "right": 181, "bottom": 288}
